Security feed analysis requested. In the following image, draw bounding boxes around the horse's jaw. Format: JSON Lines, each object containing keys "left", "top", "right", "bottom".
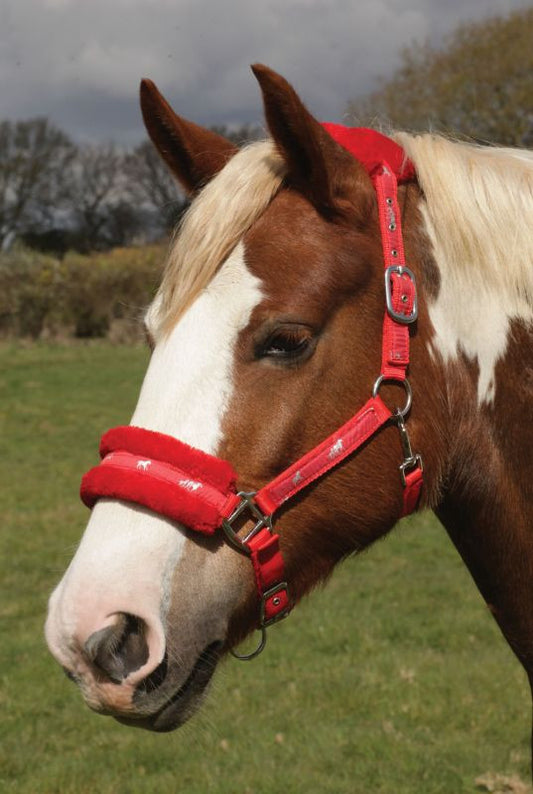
{"left": 114, "top": 640, "right": 224, "bottom": 732}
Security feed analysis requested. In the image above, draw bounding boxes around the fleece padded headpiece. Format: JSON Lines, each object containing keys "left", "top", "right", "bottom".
{"left": 322, "top": 123, "right": 416, "bottom": 183}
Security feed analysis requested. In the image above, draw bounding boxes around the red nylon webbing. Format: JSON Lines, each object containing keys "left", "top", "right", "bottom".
{"left": 81, "top": 449, "right": 237, "bottom": 534}
{"left": 373, "top": 164, "right": 414, "bottom": 382}
{"left": 401, "top": 467, "right": 424, "bottom": 517}
{"left": 255, "top": 396, "right": 391, "bottom": 516}
{"left": 247, "top": 529, "right": 290, "bottom": 623}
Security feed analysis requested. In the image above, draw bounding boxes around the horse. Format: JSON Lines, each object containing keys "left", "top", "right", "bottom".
{"left": 45, "top": 65, "right": 533, "bottom": 767}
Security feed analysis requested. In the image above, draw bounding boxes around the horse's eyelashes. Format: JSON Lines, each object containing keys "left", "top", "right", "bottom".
{"left": 257, "top": 325, "right": 315, "bottom": 363}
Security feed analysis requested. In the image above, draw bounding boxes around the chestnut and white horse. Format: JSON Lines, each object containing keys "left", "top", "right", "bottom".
{"left": 46, "top": 66, "right": 533, "bottom": 762}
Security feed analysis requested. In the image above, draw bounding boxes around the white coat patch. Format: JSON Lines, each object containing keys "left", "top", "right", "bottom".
{"left": 45, "top": 242, "right": 263, "bottom": 667}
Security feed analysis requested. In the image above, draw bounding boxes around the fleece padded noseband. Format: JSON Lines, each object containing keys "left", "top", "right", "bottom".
{"left": 81, "top": 427, "right": 238, "bottom": 534}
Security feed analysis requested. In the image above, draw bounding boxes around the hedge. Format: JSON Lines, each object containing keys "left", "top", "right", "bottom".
{"left": 0, "top": 245, "right": 165, "bottom": 340}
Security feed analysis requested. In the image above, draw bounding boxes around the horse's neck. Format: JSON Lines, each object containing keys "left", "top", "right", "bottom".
{"left": 436, "top": 318, "right": 533, "bottom": 674}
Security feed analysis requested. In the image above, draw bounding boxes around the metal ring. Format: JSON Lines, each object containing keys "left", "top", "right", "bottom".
{"left": 372, "top": 375, "right": 412, "bottom": 417}
{"left": 230, "top": 627, "right": 267, "bottom": 661}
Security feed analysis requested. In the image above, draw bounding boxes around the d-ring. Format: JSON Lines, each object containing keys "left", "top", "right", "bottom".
{"left": 230, "top": 627, "right": 267, "bottom": 661}
{"left": 372, "top": 375, "right": 412, "bottom": 417}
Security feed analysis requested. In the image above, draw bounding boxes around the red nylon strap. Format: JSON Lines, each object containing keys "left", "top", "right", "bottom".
{"left": 247, "top": 529, "right": 290, "bottom": 624}
{"left": 255, "top": 396, "right": 391, "bottom": 516}
{"left": 99, "top": 425, "right": 237, "bottom": 491}
{"left": 401, "top": 467, "right": 424, "bottom": 517}
{"left": 372, "top": 164, "right": 415, "bottom": 381}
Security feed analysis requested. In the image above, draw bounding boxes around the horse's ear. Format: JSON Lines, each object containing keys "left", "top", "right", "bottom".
{"left": 139, "top": 79, "right": 238, "bottom": 194}
{"left": 251, "top": 64, "right": 371, "bottom": 217}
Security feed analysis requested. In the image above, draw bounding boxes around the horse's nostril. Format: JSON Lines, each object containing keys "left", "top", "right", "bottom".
{"left": 84, "top": 613, "right": 150, "bottom": 683}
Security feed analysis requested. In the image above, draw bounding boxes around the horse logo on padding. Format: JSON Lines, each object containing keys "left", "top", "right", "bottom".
{"left": 137, "top": 460, "right": 152, "bottom": 472}
{"left": 179, "top": 479, "right": 202, "bottom": 492}
{"left": 328, "top": 439, "right": 343, "bottom": 459}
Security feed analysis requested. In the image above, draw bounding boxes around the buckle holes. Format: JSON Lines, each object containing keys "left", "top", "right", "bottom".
{"left": 391, "top": 249, "right": 398, "bottom": 257}
{"left": 389, "top": 223, "right": 396, "bottom": 231}
{"left": 386, "top": 198, "right": 393, "bottom": 205}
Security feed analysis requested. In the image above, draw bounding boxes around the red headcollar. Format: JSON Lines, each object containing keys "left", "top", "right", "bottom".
{"left": 81, "top": 128, "right": 422, "bottom": 660}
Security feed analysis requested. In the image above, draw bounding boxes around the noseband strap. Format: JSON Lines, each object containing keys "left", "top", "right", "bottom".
{"left": 81, "top": 426, "right": 238, "bottom": 533}
{"left": 81, "top": 126, "right": 424, "bottom": 659}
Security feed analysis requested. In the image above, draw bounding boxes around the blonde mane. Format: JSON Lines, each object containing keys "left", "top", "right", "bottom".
{"left": 152, "top": 140, "right": 286, "bottom": 334}
{"left": 395, "top": 132, "right": 533, "bottom": 314}
{"left": 152, "top": 130, "right": 533, "bottom": 339}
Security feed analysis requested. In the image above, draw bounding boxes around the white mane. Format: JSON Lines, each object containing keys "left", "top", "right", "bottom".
{"left": 396, "top": 132, "right": 533, "bottom": 311}
{"left": 152, "top": 140, "right": 286, "bottom": 335}
{"left": 396, "top": 132, "right": 533, "bottom": 402}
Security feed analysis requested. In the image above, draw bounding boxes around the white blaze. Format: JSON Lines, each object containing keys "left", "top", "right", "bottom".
{"left": 45, "top": 242, "right": 263, "bottom": 669}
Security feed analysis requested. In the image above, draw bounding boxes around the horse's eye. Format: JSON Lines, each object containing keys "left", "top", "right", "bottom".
{"left": 258, "top": 325, "right": 314, "bottom": 362}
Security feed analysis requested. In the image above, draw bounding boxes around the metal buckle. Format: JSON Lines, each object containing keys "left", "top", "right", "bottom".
{"left": 221, "top": 491, "right": 273, "bottom": 554}
{"left": 399, "top": 455, "right": 424, "bottom": 486}
{"left": 230, "top": 582, "right": 290, "bottom": 661}
{"left": 385, "top": 266, "right": 418, "bottom": 324}
{"left": 260, "top": 582, "right": 291, "bottom": 628}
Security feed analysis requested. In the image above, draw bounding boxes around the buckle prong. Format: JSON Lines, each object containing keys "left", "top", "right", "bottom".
{"left": 385, "top": 265, "right": 418, "bottom": 323}
{"left": 260, "top": 582, "right": 291, "bottom": 627}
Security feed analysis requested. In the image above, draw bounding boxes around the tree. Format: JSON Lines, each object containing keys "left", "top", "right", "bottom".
{"left": 125, "top": 140, "right": 185, "bottom": 234}
{"left": 126, "top": 125, "right": 262, "bottom": 236}
{"left": 0, "top": 118, "right": 74, "bottom": 248}
{"left": 64, "top": 143, "right": 151, "bottom": 252}
{"left": 347, "top": 8, "right": 533, "bottom": 147}
{"left": 0, "top": 117, "right": 263, "bottom": 253}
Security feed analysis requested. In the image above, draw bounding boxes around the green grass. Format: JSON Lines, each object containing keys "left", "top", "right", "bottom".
{"left": 0, "top": 342, "right": 530, "bottom": 794}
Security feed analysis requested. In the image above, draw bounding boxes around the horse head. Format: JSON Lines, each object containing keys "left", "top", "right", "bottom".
{"left": 45, "top": 66, "right": 445, "bottom": 731}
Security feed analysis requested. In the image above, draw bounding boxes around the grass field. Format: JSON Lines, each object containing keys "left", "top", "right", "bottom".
{"left": 0, "top": 342, "right": 531, "bottom": 794}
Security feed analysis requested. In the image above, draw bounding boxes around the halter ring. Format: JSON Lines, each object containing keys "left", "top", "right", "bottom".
{"left": 372, "top": 375, "right": 412, "bottom": 417}
{"left": 230, "top": 627, "right": 267, "bottom": 661}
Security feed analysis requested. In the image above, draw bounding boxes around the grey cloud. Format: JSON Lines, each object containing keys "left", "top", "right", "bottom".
{"left": 1, "top": 0, "right": 530, "bottom": 143}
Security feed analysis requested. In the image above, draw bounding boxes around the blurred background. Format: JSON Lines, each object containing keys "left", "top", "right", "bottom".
{"left": 1, "top": 3, "right": 532, "bottom": 793}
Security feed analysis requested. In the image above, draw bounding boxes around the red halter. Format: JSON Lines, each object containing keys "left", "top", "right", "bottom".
{"left": 81, "top": 126, "right": 424, "bottom": 659}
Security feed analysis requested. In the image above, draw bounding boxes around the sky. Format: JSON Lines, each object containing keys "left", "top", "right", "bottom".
{"left": 1, "top": 0, "right": 531, "bottom": 145}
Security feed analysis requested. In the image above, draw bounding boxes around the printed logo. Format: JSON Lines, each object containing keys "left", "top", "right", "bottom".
{"left": 179, "top": 479, "right": 202, "bottom": 493}
{"left": 328, "top": 439, "right": 344, "bottom": 459}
